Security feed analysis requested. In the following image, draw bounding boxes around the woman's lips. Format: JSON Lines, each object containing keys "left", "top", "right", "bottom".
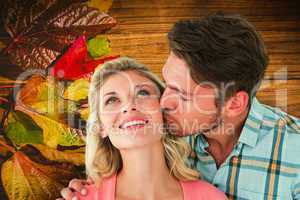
{"left": 119, "top": 119, "right": 149, "bottom": 130}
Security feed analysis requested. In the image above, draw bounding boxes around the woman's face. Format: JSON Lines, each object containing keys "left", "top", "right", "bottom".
{"left": 98, "top": 70, "right": 164, "bottom": 149}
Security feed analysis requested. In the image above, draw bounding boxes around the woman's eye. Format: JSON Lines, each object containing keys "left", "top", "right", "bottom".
{"left": 137, "top": 89, "right": 150, "bottom": 97}
{"left": 105, "top": 97, "right": 118, "bottom": 105}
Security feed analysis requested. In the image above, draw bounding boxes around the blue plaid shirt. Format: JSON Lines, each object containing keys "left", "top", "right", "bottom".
{"left": 187, "top": 97, "right": 300, "bottom": 199}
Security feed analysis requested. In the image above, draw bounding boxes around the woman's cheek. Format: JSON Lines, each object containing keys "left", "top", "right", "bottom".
{"left": 136, "top": 98, "right": 161, "bottom": 113}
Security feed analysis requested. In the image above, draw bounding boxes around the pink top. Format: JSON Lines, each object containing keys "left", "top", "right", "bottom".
{"left": 75, "top": 174, "right": 227, "bottom": 200}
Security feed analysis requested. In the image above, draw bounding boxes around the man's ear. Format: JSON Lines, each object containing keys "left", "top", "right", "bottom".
{"left": 225, "top": 91, "right": 249, "bottom": 117}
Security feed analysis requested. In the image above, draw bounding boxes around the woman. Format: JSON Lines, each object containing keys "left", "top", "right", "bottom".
{"left": 67, "top": 57, "right": 226, "bottom": 200}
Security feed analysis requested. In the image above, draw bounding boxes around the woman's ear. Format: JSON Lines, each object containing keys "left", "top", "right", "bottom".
{"left": 99, "top": 124, "right": 108, "bottom": 138}
{"left": 93, "top": 123, "right": 108, "bottom": 138}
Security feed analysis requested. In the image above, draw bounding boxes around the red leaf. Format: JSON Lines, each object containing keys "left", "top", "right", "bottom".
{"left": 50, "top": 36, "right": 87, "bottom": 80}
{"left": 50, "top": 36, "right": 119, "bottom": 80}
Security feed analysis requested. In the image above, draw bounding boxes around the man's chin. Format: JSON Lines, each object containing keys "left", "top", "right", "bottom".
{"left": 167, "top": 127, "right": 203, "bottom": 137}
{"left": 166, "top": 127, "right": 188, "bottom": 137}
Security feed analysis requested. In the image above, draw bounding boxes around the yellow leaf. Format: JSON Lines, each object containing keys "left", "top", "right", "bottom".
{"left": 64, "top": 78, "right": 89, "bottom": 101}
{"left": 30, "top": 100, "right": 77, "bottom": 121}
{"left": 17, "top": 75, "right": 77, "bottom": 120}
{"left": 1, "top": 151, "right": 80, "bottom": 200}
{"left": 79, "top": 107, "right": 89, "bottom": 121}
{"left": 87, "top": 0, "right": 113, "bottom": 13}
{"left": 16, "top": 106, "right": 85, "bottom": 149}
{"left": 32, "top": 144, "right": 85, "bottom": 166}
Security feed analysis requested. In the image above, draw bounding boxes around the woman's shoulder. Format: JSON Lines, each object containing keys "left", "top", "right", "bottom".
{"left": 180, "top": 180, "right": 227, "bottom": 200}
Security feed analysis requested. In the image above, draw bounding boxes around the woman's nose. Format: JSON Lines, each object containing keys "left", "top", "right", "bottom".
{"left": 122, "top": 107, "right": 136, "bottom": 113}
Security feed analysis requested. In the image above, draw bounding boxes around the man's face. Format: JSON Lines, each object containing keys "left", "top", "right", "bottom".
{"left": 161, "top": 52, "right": 220, "bottom": 136}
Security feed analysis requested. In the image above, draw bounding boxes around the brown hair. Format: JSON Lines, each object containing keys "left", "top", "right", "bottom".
{"left": 168, "top": 12, "right": 269, "bottom": 102}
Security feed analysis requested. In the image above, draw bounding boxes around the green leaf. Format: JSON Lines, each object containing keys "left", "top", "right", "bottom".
{"left": 17, "top": 107, "right": 85, "bottom": 149}
{"left": 5, "top": 111, "right": 43, "bottom": 146}
{"left": 87, "top": 36, "right": 111, "bottom": 58}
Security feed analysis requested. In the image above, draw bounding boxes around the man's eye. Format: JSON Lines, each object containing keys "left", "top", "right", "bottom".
{"left": 180, "top": 95, "right": 188, "bottom": 101}
{"left": 137, "top": 89, "right": 150, "bottom": 97}
{"left": 105, "top": 97, "right": 118, "bottom": 105}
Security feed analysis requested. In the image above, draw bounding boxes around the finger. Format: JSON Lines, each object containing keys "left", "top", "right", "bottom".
{"left": 56, "top": 198, "right": 65, "bottom": 200}
{"left": 86, "top": 177, "right": 94, "bottom": 185}
{"left": 60, "top": 187, "right": 75, "bottom": 200}
{"left": 68, "top": 179, "right": 88, "bottom": 196}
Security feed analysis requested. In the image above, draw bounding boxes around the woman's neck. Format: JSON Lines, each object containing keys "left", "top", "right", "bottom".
{"left": 116, "top": 140, "right": 182, "bottom": 200}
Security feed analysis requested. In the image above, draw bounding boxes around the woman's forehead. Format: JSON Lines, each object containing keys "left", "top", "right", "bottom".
{"left": 100, "top": 70, "right": 158, "bottom": 94}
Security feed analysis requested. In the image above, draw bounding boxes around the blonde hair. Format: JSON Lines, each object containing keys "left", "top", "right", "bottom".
{"left": 86, "top": 57, "right": 199, "bottom": 185}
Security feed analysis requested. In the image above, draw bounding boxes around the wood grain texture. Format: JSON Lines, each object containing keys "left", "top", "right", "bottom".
{"left": 107, "top": 0, "right": 300, "bottom": 118}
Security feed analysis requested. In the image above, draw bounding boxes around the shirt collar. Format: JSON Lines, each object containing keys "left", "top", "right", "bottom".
{"left": 194, "top": 97, "right": 265, "bottom": 150}
{"left": 238, "top": 97, "right": 265, "bottom": 147}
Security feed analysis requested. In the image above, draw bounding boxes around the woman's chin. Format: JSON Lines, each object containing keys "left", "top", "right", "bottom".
{"left": 110, "top": 134, "right": 162, "bottom": 150}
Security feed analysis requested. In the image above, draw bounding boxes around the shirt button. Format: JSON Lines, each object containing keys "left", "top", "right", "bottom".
{"left": 278, "top": 119, "right": 286, "bottom": 127}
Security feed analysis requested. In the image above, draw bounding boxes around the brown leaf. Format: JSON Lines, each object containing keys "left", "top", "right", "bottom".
{"left": 1, "top": 150, "right": 81, "bottom": 200}
{"left": 3, "top": 0, "right": 116, "bottom": 70}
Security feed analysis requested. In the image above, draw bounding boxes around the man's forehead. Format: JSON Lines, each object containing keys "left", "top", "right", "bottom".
{"left": 163, "top": 65, "right": 191, "bottom": 86}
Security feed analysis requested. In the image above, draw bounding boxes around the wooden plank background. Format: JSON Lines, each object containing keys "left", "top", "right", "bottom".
{"left": 106, "top": 0, "right": 300, "bottom": 118}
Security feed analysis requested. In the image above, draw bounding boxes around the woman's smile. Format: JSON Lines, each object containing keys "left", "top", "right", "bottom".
{"left": 119, "top": 116, "right": 150, "bottom": 130}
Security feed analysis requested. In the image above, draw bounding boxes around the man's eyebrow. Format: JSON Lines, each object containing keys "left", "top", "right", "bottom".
{"left": 166, "top": 84, "right": 188, "bottom": 95}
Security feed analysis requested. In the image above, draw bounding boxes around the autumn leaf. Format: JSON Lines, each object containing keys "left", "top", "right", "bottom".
{"left": 1, "top": 150, "right": 81, "bottom": 200}
{"left": 16, "top": 106, "right": 85, "bottom": 149}
{"left": 79, "top": 107, "right": 89, "bottom": 121}
{"left": 31, "top": 144, "right": 84, "bottom": 166}
{"left": 50, "top": 36, "right": 88, "bottom": 80}
{"left": 87, "top": 36, "right": 111, "bottom": 58}
{"left": 2, "top": 0, "right": 116, "bottom": 70}
{"left": 5, "top": 111, "right": 43, "bottom": 146}
{"left": 50, "top": 36, "right": 119, "bottom": 80}
{"left": 64, "top": 78, "right": 89, "bottom": 101}
{"left": 87, "top": 0, "right": 113, "bottom": 13}
{"left": 16, "top": 75, "right": 77, "bottom": 121}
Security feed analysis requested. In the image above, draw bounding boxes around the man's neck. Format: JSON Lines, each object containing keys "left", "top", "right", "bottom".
{"left": 203, "top": 111, "right": 249, "bottom": 168}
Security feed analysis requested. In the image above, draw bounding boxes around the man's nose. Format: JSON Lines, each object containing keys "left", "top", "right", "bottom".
{"left": 160, "top": 89, "right": 177, "bottom": 112}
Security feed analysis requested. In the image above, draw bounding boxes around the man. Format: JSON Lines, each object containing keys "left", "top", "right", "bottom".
{"left": 59, "top": 12, "right": 300, "bottom": 199}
